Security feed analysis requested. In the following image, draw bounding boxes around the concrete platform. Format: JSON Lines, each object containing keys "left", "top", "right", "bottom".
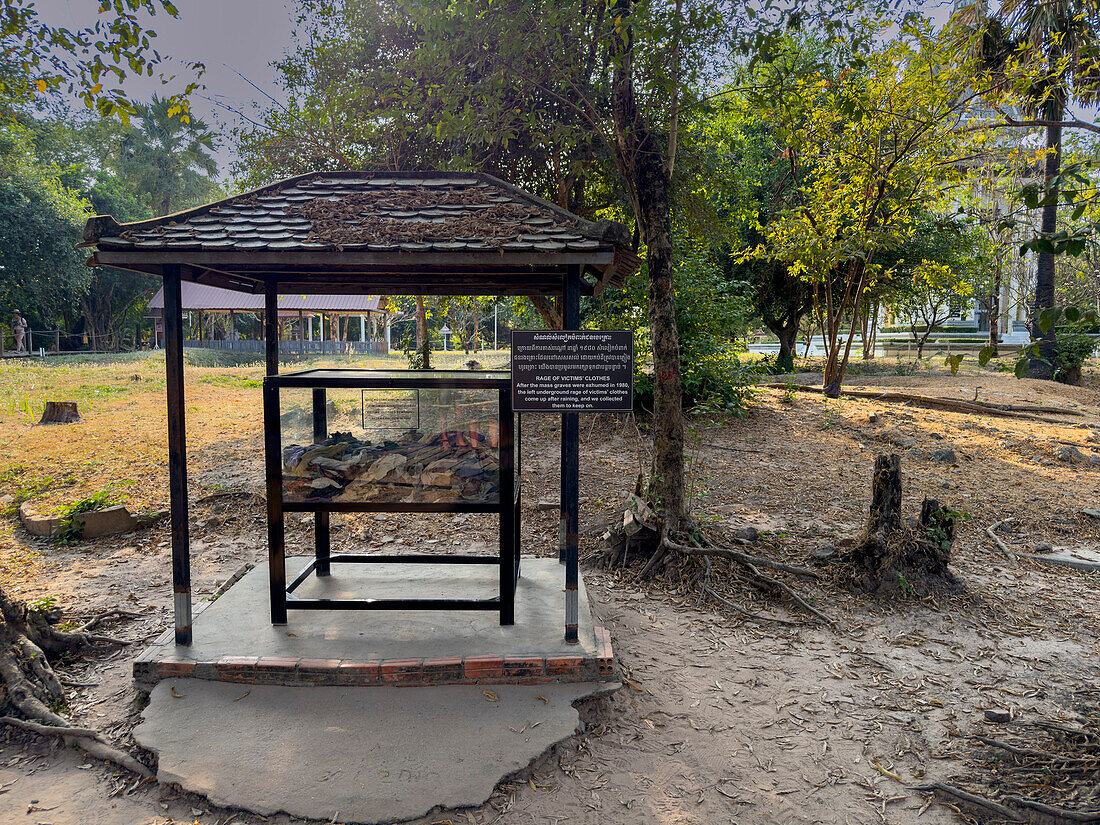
{"left": 135, "top": 557, "right": 615, "bottom": 689}
{"left": 1016, "top": 546, "right": 1100, "bottom": 572}
{"left": 135, "top": 678, "right": 615, "bottom": 824}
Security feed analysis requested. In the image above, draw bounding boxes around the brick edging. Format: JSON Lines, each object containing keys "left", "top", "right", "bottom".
{"left": 135, "top": 625, "right": 616, "bottom": 688}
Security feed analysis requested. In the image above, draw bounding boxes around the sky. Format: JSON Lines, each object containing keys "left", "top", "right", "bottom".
{"left": 38, "top": 0, "right": 301, "bottom": 179}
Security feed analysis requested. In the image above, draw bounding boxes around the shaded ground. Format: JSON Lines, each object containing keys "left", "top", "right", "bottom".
{"left": 0, "top": 350, "right": 1098, "bottom": 824}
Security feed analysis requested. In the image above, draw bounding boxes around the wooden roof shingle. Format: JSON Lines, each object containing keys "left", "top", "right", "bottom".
{"left": 82, "top": 171, "right": 640, "bottom": 297}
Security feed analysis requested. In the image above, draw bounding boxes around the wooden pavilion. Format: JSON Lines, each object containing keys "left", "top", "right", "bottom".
{"left": 81, "top": 171, "right": 639, "bottom": 646}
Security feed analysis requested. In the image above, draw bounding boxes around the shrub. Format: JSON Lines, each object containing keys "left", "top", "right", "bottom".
{"left": 1053, "top": 331, "right": 1098, "bottom": 384}
{"left": 594, "top": 251, "right": 757, "bottom": 415}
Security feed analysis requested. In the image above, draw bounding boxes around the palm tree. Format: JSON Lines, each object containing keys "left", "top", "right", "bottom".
{"left": 962, "top": 0, "right": 1100, "bottom": 377}
{"left": 119, "top": 95, "right": 220, "bottom": 216}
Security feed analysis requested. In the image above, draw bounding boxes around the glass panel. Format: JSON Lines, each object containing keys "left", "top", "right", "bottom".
{"left": 280, "top": 386, "right": 500, "bottom": 504}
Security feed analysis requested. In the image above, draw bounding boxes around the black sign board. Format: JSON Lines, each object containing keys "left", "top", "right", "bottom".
{"left": 511, "top": 330, "right": 634, "bottom": 412}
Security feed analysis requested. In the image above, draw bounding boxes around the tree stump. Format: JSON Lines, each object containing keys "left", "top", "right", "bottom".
{"left": 844, "top": 453, "right": 960, "bottom": 596}
{"left": 38, "top": 402, "right": 81, "bottom": 425}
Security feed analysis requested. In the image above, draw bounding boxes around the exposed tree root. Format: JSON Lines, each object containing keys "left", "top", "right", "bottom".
{"left": 0, "top": 716, "right": 152, "bottom": 778}
{"left": 913, "top": 782, "right": 1025, "bottom": 822}
{"left": 700, "top": 586, "right": 804, "bottom": 627}
{"left": 765, "top": 383, "right": 1083, "bottom": 424}
{"left": 79, "top": 609, "right": 141, "bottom": 633}
{"left": 664, "top": 539, "right": 823, "bottom": 580}
{"left": 0, "top": 585, "right": 148, "bottom": 777}
{"left": 664, "top": 536, "right": 833, "bottom": 625}
{"left": 987, "top": 518, "right": 1018, "bottom": 561}
{"left": 599, "top": 501, "right": 832, "bottom": 625}
{"left": 915, "top": 781, "right": 1100, "bottom": 824}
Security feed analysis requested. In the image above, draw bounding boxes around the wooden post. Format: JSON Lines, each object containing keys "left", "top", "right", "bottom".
{"left": 164, "top": 264, "right": 192, "bottom": 645}
{"left": 298, "top": 310, "right": 304, "bottom": 357}
{"left": 54, "top": 329, "right": 59, "bottom": 353}
{"left": 264, "top": 280, "right": 287, "bottom": 624}
{"left": 265, "top": 281, "right": 279, "bottom": 377}
{"left": 561, "top": 266, "right": 581, "bottom": 643}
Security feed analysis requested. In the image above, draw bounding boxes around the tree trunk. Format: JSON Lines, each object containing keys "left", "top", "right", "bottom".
{"left": 988, "top": 270, "right": 1001, "bottom": 357}
{"left": 529, "top": 295, "right": 563, "bottom": 330}
{"left": 1030, "top": 103, "right": 1062, "bottom": 379}
{"left": 776, "top": 321, "right": 798, "bottom": 373}
{"left": 415, "top": 297, "right": 427, "bottom": 348}
{"left": 868, "top": 303, "right": 879, "bottom": 357}
{"left": 611, "top": 0, "right": 686, "bottom": 528}
{"left": 638, "top": 176, "right": 685, "bottom": 527}
{"left": 865, "top": 453, "right": 903, "bottom": 536}
{"left": 822, "top": 259, "right": 868, "bottom": 397}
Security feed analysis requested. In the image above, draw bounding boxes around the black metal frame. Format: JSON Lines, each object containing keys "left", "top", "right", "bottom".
{"left": 263, "top": 368, "right": 519, "bottom": 625}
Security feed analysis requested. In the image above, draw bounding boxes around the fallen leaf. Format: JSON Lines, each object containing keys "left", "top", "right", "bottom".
{"left": 482, "top": 689, "right": 499, "bottom": 702}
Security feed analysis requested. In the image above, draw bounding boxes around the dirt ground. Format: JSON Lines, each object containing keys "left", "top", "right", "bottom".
{"left": 1, "top": 351, "right": 1099, "bottom": 825}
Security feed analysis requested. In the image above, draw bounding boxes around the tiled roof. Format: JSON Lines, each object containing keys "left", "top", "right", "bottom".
{"left": 147, "top": 283, "right": 384, "bottom": 313}
{"left": 84, "top": 171, "right": 629, "bottom": 256}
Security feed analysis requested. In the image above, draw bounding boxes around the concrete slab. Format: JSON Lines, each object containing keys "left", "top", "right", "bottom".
{"left": 135, "top": 558, "right": 615, "bottom": 688}
{"left": 135, "top": 678, "right": 613, "bottom": 824}
{"left": 1016, "top": 547, "right": 1100, "bottom": 572}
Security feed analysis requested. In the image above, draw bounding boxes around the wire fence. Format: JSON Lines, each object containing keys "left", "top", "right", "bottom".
{"left": 0, "top": 327, "right": 144, "bottom": 356}
{"left": 0, "top": 325, "right": 392, "bottom": 357}
{"left": 184, "top": 338, "right": 390, "bottom": 355}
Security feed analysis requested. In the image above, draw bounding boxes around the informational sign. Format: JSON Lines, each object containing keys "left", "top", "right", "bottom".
{"left": 511, "top": 330, "right": 634, "bottom": 412}
{"left": 361, "top": 389, "right": 420, "bottom": 430}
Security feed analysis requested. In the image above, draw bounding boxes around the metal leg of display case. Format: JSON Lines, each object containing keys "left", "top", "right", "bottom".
{"left": 263, "top": 284, "right": 287, "bottom": 625}
{"left": 513, "top": 413, "right": 522, "bottom": 585}
{"left": 312, "top": 388, "right": 331, "bottom": 577}
{"left": 499, "top": 388, "right": 516, "bottom": 625}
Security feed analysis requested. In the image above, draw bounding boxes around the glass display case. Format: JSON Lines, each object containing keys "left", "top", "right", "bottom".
{"left": 263, "top": 369, "right": 519, "bottom": 624}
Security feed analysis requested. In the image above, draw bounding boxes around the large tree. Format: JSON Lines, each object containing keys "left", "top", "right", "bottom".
{"left": 0, "top": 121, "right": 89, "bottom": 325}
{"left": 119, "top": 95, "right": 219, "bottom": 216}
{"left": 962, "top": 0, "right": 1100, "bottom": 377}
{"left": 242, "top": 1, "right": 912, "bottom": 525}
{"left": 749, "top": 24, "right": 976, "bottom": 395}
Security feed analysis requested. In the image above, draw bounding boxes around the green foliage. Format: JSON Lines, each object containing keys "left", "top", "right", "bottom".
{"left": 0, "top": 0, "right": 201, "bottom": 120}
{"left": 924, "top": 507, "right": 970, "bottom": 552}
{"left": 779, "top": 377, "right": 797, "bottom": 405}
{"left": 590, "top": 250, "right": 757, "bottom": 413}
{"left": 1009, "top": 162, "right": 1100, "bottom": 257}
{"left": 982, "top": 305, "right": 1100, "bottom": 381}
{"left": 118, "top": 95, "right": 221, "bottom": 216}
{"left": 1053, "top": 332, "right": 1099, "bottom": 379}
{"left": 28, "top": 594, "right": 56, "bottom": 614}
{"left": 0, "top": 121, "right": 90, "bottom": 320}
{"left": 54, "top": 488, "right": 115, "bottom": 545}
{"left": 198, "top": 374, "right": 263, "bottom": 389}
{"left": 897, "top": 572, "right": 914, "bottom": 597}
{"left": 945, "top": 353, "right": 964, "bottom": 376}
